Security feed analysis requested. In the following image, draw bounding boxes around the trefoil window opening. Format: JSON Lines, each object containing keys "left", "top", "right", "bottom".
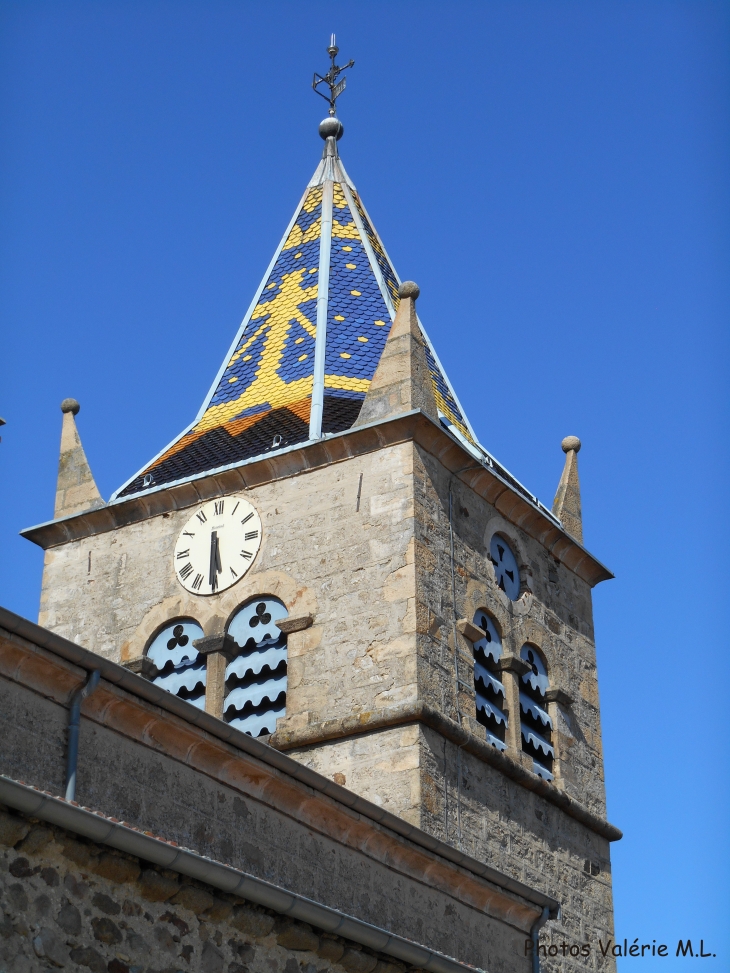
{"left": 472, "top": 610, "right": 508, "bottom": 751}
{"left": 224, "top": 597, "right": 288, "bottom": 737}
{"left": 146, "top": 620, "right": 206, "bottom": 710}
{"left": 520, "top": 644, "right": 554, "bottom": 780}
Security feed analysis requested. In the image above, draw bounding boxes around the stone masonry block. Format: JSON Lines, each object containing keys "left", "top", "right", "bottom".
{"left": 91, "top": 851, "right": 141, "bottom": 884}
{"left": 0, "top": 809, "right": 30, "bottom": 847}
{"left": 137, "top": 868, "right": 179, "bottom": 902}
{"left": 341, "top": 947, "right": 379, "bottom": 973}
{"left": 275, "top": 918, "right": 320, "bottom": 951}
{"left": 230, "top": 904, "right": 275, "bottom": 938}
{"left": 19, "top": 825, "right": 53, "bottom": 855}
{"left": 456, "top": 619, "right": 485, "bottom": 643}
{"left": 317, "top": 936, "right": 346, "bottom": 962}
{"left": 171, "top": 885, "right": 216, "bottom": 915}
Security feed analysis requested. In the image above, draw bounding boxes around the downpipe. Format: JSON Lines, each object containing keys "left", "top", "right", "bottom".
{"left": 65, "top": 670, "right": 100, "bottom": 801}
{"left": 529, "top": 906, "right": 551, "bottom": 973}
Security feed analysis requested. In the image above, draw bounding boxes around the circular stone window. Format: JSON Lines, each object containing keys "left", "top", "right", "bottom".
{"left": 489, "top": 535, "right": 521, "bottom": 600}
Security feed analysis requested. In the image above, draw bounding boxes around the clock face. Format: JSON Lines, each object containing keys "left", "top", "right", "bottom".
{"left": 174, "top": 496, "right": 262, "bottom": 596}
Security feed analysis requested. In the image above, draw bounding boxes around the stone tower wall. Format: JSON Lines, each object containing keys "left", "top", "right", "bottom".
{"left": 412, "top": 446, "right": 607, "bottom": 818}
{"left": 37, "top": 441, "right": 606, "bottom": 805}
{"left": 38, "top": 443, "right": 419, "bottom": 723}
{"left": 32, "top": 429, "right": 617, "bottom": 973}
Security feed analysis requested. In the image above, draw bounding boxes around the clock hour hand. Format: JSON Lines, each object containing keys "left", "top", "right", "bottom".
{"left": 209, "top": 531, "right": 222, "bottom": 592}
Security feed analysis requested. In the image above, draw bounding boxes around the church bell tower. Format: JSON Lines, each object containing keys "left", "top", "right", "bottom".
{"left": 24, "top": 38, "right": 620, "bottom": 959}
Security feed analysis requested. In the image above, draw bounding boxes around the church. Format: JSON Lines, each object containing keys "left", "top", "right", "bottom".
{"left": 0, "top": 40, "right": 619, "bottom": 973}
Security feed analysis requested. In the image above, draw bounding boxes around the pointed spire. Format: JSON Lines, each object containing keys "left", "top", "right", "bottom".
{"left": 552, "top": 436, "right": 583, "bottom": 543}
{"left": 112, "top": 127, "right": 478, "bottom": 499}
{"left": 354, "top": 282, "right": 439, "bottom": 427}
{"left": 54, "top": 399, "right": 104, "bottom": 520}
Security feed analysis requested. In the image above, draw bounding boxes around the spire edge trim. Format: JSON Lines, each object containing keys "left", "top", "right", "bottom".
{"left": 309, "top": 181, "right": 335, "bottom": 439}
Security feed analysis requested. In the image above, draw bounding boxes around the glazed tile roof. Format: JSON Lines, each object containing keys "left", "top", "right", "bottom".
{"left": 112, "top": 136, "right": 481, "bottom": 501}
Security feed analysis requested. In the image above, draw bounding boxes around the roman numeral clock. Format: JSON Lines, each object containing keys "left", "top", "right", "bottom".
{"left": 174, "top": 497, "right": 262, "bottom": 595}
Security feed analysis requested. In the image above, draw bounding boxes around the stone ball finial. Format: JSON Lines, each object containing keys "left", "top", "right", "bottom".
{"left": 61, "top": 398, "right": 80, "bottom": 416}
{"left": 319, "top": 117, "right": 344, "bottom": 141}
{"left": 398, "top": 281, "right": 420, "bottom": 301}
{"left": 562, "top": 435, "right": 581, "bottom": 453}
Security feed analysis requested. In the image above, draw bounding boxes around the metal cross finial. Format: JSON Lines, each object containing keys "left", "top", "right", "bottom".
{"left": 312, "top": 34, "right": 354, "bottom": 116}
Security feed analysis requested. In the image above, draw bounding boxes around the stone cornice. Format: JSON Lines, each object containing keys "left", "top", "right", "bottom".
{"left": 20, "top": 411, "right": 613, "bottom": 587}
{"left": 269, "top": 702, "right": 623, "bottom": 843}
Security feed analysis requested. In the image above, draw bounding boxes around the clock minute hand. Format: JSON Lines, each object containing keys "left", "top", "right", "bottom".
{"left": 209, "top": 531, "right": 222, "bottom": 592}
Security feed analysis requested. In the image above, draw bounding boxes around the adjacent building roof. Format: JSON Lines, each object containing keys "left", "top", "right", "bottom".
{"left": 112, "top": 130, "right": 479, "bottom": 501}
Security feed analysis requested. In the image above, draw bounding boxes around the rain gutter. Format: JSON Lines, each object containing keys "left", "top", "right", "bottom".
{"left": 0, "top": 775, "right": 483, "bottom": 973}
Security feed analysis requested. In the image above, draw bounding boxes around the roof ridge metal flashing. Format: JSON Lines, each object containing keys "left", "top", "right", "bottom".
{"left": 308, "top": 140, "right": 356, "bottom": 190}
{"left": 339, "top": 179, "right": 396, "bottom": 320}
{"left": 309, "top": 179, "right": 334, "bottom": 439}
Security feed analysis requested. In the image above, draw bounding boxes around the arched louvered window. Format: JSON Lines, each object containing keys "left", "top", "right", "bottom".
{"left": 520, "top": 644, "right": 554, "bottom": 780}
{"left": 147, "top": 620, "right": 206, "bottom": 710}
{"left": 472, "top": 610, "right": 508, "bottom": 751}
{"left": 224, "top": 597, "right": 288, "bottom": 737}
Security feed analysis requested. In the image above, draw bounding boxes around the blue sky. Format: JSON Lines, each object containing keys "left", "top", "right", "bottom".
{"left": 1, "top": 1, "right": 728, "bottom": 967}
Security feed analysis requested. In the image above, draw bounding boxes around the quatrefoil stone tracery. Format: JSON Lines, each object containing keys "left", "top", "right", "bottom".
{"left": 489, "top": 535, "right": 521, "bottom": 601}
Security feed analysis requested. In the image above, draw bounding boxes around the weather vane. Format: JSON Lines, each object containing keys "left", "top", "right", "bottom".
{"left": 312, "top": 34, "right": 354, "bottom": 116}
